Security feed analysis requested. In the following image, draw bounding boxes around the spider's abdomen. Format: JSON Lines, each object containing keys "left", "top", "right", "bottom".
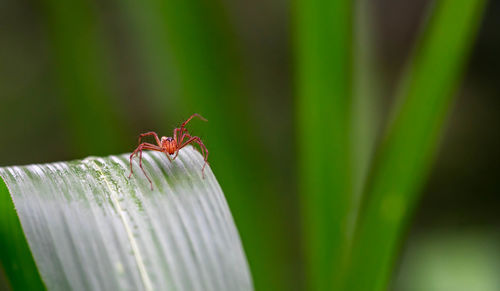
{"left": 163, "top": 138, "right": 177, "bottom": 155}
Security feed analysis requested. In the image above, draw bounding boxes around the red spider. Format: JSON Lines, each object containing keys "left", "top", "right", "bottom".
{"left": 128, "top": 113, "right": 209, "bottom": 189}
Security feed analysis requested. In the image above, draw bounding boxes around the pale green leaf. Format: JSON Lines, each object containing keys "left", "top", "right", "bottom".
{"left": 0, "top": 147, "right": 252, "bottom": 291}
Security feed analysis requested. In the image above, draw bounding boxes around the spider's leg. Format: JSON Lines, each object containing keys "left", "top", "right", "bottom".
{"left": 130, "top": 143, "right": 161, "bottom": 167}
{"left": 173, "top": 127, "right": 185, "bottom": 145}
{"left": 129, "top": 143, "right": 163, "bottom": 189}
{"left": 165, "top": 152, "right": 173, "bottom": 162}
{"left": 129, "top": 152, "right": 136, "bottom": 178}
{"left": 138, "top": 147, "right": 153, "bottom": 188}
{"left": 173, "top": 128, "right": 181, "bottom": 142}
{"left": 172, "top": 150, "right": 179, "bottom": 161}
{"left": 139, "top": 144, "right": 163, "bottom": 189}
{"left": 137, "top": 132, "right": 161, "bottom": 146}
{"left": 178, "top": 136, "right": 209, "bottom": 178}
{"left": 129, "top": 145, "right": 145, "bottom": 178}
{"left": 180, "top": 113, "right": 207, "bottom": 130}
{"left": 193, "top": 139, "right": 209, "bottom": 178}
{"left": 129, "top": 142, "right": 158, "bottom": 177}
{"left": 172, "top": 131, "right": 190, "bottom": 161}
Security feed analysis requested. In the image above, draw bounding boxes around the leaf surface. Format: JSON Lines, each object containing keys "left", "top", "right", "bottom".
{"left": 0, "top": 147, "right": 252, "bottom": 291}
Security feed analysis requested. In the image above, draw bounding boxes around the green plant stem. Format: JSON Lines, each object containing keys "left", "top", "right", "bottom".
{"left": 350, "top": 0, "right": 382, "bottom": 238}
{"left": 345, "top": 1, "right": 487, "bottom": 290}
{"left": 294, "top": 0, "right": 354, "bottom": 289}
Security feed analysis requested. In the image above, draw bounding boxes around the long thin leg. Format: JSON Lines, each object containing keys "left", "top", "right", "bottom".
{"left": 170, "top": 114, "right": 207, "bottom": 151}
{"left": 129, "top": 143, "right": 162, "bottom": 177}
{"left": 172, "top": 132, "right": 191, "bottom": 161}
{"left": 138, "top": 147, "right": 153, "bottom": 188}
{"left": 137, "top": 132, "right": 161, "bottom": 146}
{"left": 178, "top": 136, "right": 209, "bottom": 178}
{"left": 165, "top": 152, "right": 173, "bottom": 162}
{"left": 173, "top": 127, "right": 186, "bottom": 145}
{"left": 190, "top": 139, "right": 209, "bottom": 178}
{"left": 129, "top": 142, "right": 163, "bottom": 189}
{"left": 130, "top": 143, "right": 162, "bottom": 162}
{"left": 172, "top": 131, "right": 189, "bottom": 161}
{"left": 171, "top": 150, "right": 180, "bottom": 161}
{"left": 173, "top": 113, "right": 207, "bottom": 159}
{"left": 180, "top": 113, "right": 207, "bottom": 130}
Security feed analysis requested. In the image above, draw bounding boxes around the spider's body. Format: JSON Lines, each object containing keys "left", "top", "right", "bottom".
{"left": 128, "top": 113, "right": 209, "bottom": 189}
{"left": 162, "top": 136, "right": 177, "bottom": 155}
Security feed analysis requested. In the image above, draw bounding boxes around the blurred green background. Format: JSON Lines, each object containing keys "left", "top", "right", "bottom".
{"left": 0, "top": 0, "right": 498, "bottom": 290}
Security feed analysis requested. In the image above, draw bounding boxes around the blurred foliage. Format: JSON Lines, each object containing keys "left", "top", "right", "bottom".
{"left": 294, "top": 0, "right": 353, "bottom": 289}
{"left": 393, "top": 231, "right": 500, "bottom": 291}
{"left": 41, "top": 0, "right": 129, "bottom": 155}
{"left": 295, "top": 0, "right": 485, "bottom": 290}
{"left": 344, "top": 1, "right": 486, "bottom": 290}
{"left": 0, "top": 0, "right": 493, "bottom": 290}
